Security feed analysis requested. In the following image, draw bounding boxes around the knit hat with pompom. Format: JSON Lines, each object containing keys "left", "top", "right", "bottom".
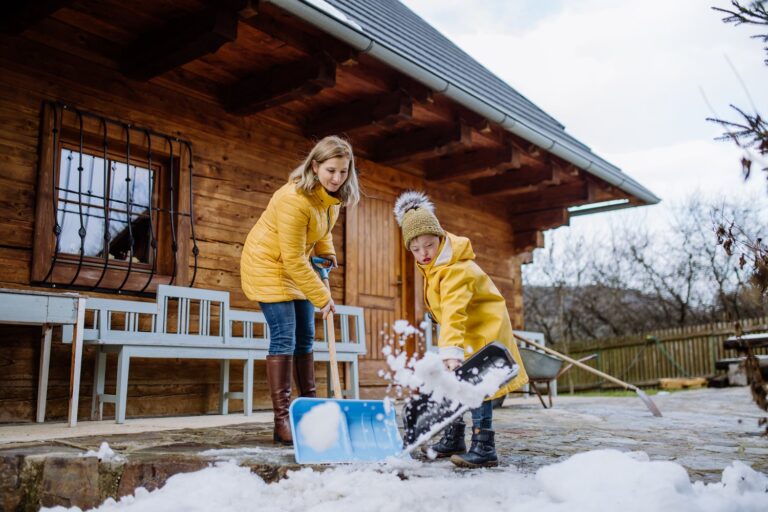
{"left": 393, "top": 191, "right": 445, "bottom": 248}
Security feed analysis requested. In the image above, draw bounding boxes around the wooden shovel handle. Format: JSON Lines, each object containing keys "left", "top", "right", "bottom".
{"left": 323, "top": 277, "right": 343, "bottom": 399}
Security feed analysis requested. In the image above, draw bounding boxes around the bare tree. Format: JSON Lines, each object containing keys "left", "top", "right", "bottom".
{"left": 709, "top": 1, "right": 768, "bottom": 293}
{"left": 710, "top": 0, "right": 768, "bottom": 432}
{"left": 524, "top": 195, "right": 767, "bottom": 343}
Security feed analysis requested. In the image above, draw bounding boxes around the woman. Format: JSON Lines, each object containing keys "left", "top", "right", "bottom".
{"left": 240, "top": 136, "right": 360, "bottom": 445}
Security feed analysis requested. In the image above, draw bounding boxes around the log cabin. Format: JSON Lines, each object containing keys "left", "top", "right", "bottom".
{"left": 0, "top": 0, "right": 658, "bottom": 422}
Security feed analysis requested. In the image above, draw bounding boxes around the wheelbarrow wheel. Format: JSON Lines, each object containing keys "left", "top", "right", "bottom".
{"left": 491, "top": 395, "right": 506, "bottom": 409}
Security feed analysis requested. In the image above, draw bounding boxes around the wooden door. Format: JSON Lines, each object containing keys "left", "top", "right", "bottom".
{"left": 345, "top": 191, "right": 407, "bottom": 399}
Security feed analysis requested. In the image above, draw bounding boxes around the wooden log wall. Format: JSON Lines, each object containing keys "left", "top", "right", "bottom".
{"left": 0, "top": 37, "right": 525, "bottom": 422}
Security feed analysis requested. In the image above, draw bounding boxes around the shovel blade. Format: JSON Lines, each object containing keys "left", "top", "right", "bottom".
{"left": 290, "top": 398, "right": 402, "bottom": 464}
{"left": 635, "top": 388, "right": 663, "bottom": 417}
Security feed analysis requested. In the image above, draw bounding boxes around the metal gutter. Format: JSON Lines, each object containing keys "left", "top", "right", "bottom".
{"left": 264, "top": 0, "right": 660, "bottom": 207}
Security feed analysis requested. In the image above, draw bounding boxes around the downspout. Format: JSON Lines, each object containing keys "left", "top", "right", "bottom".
{"left": 264, "top": 0, "right": 660, "bottom": 207}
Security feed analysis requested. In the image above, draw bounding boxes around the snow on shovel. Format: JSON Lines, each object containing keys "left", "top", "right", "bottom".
{"left": 401, "top": 342, "right": 520, "bottom": 454}
{"left": 289, "top": 257, "right": 402, "bottom": 464}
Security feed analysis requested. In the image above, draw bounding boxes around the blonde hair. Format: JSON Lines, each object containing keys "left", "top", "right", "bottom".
{"left": 288, "top": 136, "right": 360, "bottom": 207}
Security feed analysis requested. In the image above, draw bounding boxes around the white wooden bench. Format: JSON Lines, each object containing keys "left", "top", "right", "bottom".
{"left": 66, "top": 285, "right": 365, "bottom": 423}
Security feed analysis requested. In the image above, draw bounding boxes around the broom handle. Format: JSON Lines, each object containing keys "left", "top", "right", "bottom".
{"left": 514, "top": 333, "right": 638, "bottom": 391}
{"left": 323, "top": 277, "right": 344, "bottom": 399}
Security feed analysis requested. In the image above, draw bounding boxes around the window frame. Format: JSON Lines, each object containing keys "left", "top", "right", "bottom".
{"left": 32, "top": 102, "right": 192, "bottom": 294}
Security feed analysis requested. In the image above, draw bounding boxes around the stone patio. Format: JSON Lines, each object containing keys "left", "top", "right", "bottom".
{"left": 1, "top": 387, "right": 766, "bottom": 510}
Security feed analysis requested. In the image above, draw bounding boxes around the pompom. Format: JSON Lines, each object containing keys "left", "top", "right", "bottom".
{"left": 393, "top": 191, "right": 435, "bottom": 226}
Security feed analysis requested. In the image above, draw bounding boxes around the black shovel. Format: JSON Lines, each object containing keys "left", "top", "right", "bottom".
{"left": 401, "top": 341, "right": 519, "bottom": 452}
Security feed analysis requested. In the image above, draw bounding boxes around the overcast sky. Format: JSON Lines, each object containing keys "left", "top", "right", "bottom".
{"left": 400, "top": 0, "right": 768, "bottom": 240}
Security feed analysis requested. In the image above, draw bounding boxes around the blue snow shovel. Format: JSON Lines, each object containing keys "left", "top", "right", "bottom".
{"left": 289, "top": 257, "right": 402, "bottom": 464}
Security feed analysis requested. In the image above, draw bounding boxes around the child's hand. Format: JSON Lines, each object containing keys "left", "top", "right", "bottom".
{"left": 443, "top": 359, "right": 461, "bottom": 371}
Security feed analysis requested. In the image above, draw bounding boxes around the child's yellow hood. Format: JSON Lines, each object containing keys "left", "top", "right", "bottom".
{"left": 419, "top": 232, "right": 475, "bottom": 275}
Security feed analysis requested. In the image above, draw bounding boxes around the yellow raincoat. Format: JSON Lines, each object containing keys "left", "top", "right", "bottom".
{"left": 240, "top": 181, "right": 340, "bottom": 308}
{"left": 419, "top": 232, "right": 528, "bottom": 399}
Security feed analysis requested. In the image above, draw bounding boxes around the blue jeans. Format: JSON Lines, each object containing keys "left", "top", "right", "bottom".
{"left": 259, "top": 300, "right": 315, "bottom": 355}
{"left": 470, "top": 400, "right": 493, "bottom": 430}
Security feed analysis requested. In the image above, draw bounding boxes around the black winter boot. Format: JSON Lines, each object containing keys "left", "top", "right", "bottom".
{"left": 423, "top": 418, "right": 466, "bottom": 458}
{"left": 450, "top": 428, "right": 498, "bottom": 468}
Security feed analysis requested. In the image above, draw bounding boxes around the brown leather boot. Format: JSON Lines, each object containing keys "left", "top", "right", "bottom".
{"left": 294, "top": 352, "right": 317, "bottom": 398}
{"left": 266, "top": 355, "right": 293, "bottom": 445}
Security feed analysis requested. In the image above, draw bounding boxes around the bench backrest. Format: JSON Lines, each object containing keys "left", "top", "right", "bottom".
{"left": 77, "top": 285, "right": 366, "bottom": 355}
{"left": 156, "top": 285, "right": 229, "bottom": 341}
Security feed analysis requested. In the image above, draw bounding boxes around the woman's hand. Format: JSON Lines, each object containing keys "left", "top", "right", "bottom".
{"left": 443, "top": 358, "right": 461, "bottom": 371}
{"left": 320, "top": 298, "right": 336, "bottom": 318}
{"left": 318, "top": 255, "right": 337, "bottom": 268}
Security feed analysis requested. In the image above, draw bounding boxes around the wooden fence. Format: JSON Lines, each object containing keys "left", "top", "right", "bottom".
{"left": 559, "top": 317, "right": 768, "bottom": 391}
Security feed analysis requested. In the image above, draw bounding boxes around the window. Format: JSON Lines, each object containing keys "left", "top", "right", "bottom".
{"left": 57, "top": 148, "right": 155, "bottom": 264}
{"left": 32, "top": 102, "right": 198, "bottom": 295}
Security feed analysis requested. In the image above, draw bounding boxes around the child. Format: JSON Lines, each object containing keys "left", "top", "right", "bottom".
{"left": 394, "top": 191, "right": 528, "bottom": 468}
{"left": 241, "top": 136, "right": 359, "bottom": 445}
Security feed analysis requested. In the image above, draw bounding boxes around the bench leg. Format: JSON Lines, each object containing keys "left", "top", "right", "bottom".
{"left": 219, "top": 360, "right": 230, "bottom": 415}
{"left": 36, "top": 325, "right": 52, "bottom": 423}
{"left": 244, "top": 358, "right": 253, "bottom": 416}
{"left": 67, "top": 298, "right": 86, "bottom": 427}
{"left": 91, "top": 350, "right": 106, "bottom": 421}
{"left": 115, "top": 348, "right": 130, "bottom": 424}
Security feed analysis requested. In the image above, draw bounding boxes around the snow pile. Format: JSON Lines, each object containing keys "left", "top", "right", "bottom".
{"left": 721, "top": 460, "right": 768, "bottom": 494}
{"left": 297, "top": 401, "right": 342, "bottom": 452}
{"left": 199, "top": 447, "right": 266, "bottom": 458}
{"left": 81, "top": 442, "right": 124, "bottom": 462}
{"left": 43, "top": 450, "right": 768, "bottom": 512}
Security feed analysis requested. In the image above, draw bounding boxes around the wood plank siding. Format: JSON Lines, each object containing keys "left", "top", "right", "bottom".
{"left": 0, "top": 0, "right": 635, "bottom": 422}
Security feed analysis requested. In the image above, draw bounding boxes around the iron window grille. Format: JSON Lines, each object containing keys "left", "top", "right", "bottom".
{"left": 32, "top": 101, "right": 199, "bottom": 295}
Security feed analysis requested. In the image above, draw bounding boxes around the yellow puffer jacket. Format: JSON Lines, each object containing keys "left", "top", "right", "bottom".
{"left": 240, "top": 181, "right": 340, "bottom": 308}
{"left": 419, "top": 232, "right": 528, "bottom": 399}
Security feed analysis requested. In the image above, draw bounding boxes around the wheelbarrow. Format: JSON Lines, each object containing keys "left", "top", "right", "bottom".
{"left": 518, "top": 347, "right": 597, "bottom": 408}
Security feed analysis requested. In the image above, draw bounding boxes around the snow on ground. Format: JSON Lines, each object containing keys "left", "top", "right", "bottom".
{"left": 80, "top": 442, "right": 125, "bottom": 462}
{"left": 44, "top": 449, "right": 768, "bottom": 512}
{"left": 47, "top": 322, "right": 766, "bottom": 511}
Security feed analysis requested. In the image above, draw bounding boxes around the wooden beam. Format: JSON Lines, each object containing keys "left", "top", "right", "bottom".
{"left": 512, "top": 230, "right": 545, "bottom": 253}
{"left": 121, "top": 8, "right": 239, "bottom": 81}
{"left": 458, "top": 108, "right": 493, "bottom": 134}
{"left": 303, "top": 91, "right": 412, "bottom": 138}
{"left": 398, "top": 78, "right": 433, "bottom": 104}
{"left": 1, "top": 0, "right": 74, "bottom": 34}
{"left": 222, "top": 56, "right": 336, "bottom": 115}
{"left": 511, "top": 208, "right": 570, "bottom": 232}
{"left": 470, "top": 165, "right": 555, "bottom": 197}
{"left": 243, "top": 9, "right": 357, "bottom": 65}
{"left": 508, "top": 181, "right": 589, "bottom": 214}
{"left": 370, "top": 123, "right": 471, "bottom": 166}
{"left": 425, "top": 146, "right": 518, "bottom": 183}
